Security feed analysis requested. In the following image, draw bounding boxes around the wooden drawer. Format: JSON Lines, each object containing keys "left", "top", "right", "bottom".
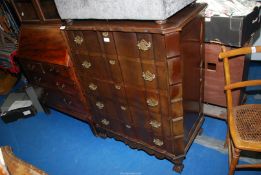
{"left": 12, "top": 0, "right": 40, "bottom": 22}
{"left": 20, "top": 59, "right": 45, "bottom": 74}
{"left": 42, "top": 63, "right": 73, "bottom": 81}
{"left": 42, "top": 88, "right": 88, "bottom": 118}
{"left": 89, "top": 96, "right": 132, "bottom": 124}
{"left": 11, "top": 0, "right": 60, "bottom": 23}
{"left": 81, "top": 78, "right": 126, "bottom": 101}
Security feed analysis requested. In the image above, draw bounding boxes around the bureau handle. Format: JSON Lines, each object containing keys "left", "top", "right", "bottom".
{"left": 153, "top": 138, "right": 164, "bottom": 147}
{"left": 109, "top": 60, "right": 116, "bottom": 65}
{"left": 142, "top": 71, "right": 155, "bottom": 81}
{"left": 28, "top": 64, "right": 36, "bottom": 71}
{"left": 149, "top": 120, "right": 161, "bottom": 128}
{"left": 101, "top": 118, "right": 110, "bottom": 126}
{"left": 82, "top": 61, "right": 91, "bottom": 69}
{"left": 125, "top": 125, "right": 131, "bottom": 129}
{"left": 102, "top": 32, "right": 109, "bottom": 37}
{"left": 56, "top": 82, "right": 65, "bottom": 89}
{"left": 96, "top": 102, "right": 104, "bottom": 110}
{"left": 89, "top": 83, "right": 97, "bottom": 91}
{"left": 146, "top": 98, "right": 158, "bottom": 107}
{"left": 74, "top": 35, "right": 84, "bottom": 45}
{"left": 33, "top": 76, "right": 41, "bottom": 83}
{"left": 120, "top": 106, "right": 127, "bottom": 111}
{"left": 63, "top": 98, "right": 72, "bottom": 105}
{"left": 114, "top": 85, "right": 121, "bottom": 90}
{"left": 137, "top": 39, "right": 151, "bottom": 51}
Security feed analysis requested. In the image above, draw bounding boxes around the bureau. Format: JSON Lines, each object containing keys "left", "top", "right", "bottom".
{"left": 17, "top": 24, "right": 91, "bottom": 122}
{"left": 63, "top": 3, "right": 206, "bottom": 172}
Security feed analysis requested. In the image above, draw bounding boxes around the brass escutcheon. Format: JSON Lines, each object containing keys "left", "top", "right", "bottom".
{"left": 96, "top": 102, "right": 104, "bottom": 109}
{"left": 146, "top": 98, "right": 158, "bottom": 107}
{"left": 114, "top": 85, "right": 121, "bottom": 90}
{"left": 153, "top": 138, "right": 164, "bottom": 146}
{"left": 137, "top": 39, "right": 151, "bottom": 51}
{"left": 109, "top": 60, "right": 116, "bottom": 65}
{"left": 142, "top": 71, "right": 155, "bottom": 81}
{"left": 125, "top": 125, "right": 131, "bottom": 129}
{"left": 82, "top": 61, "right": 91, "bottom": 69}
{"left": 101, "top": 119, "right": 110, "bottom": 126}
{"left": 149, "top": 120, "right": 161, "bottom": 128}
{"left": 74, "top": 35, "right": 84, "bottom": 45}
{"left": 102, "top": 32, "right": 109, "bottom": 37}
{"left": 120, "top": 106, "right": 127, "bottom": 111}
{"left": 89, "top": 83, "right": 97, "bottom": 91}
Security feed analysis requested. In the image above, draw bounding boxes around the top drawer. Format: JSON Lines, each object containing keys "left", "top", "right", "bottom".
{"left": 66, "top": 31, "right": 180, "bottom": 60}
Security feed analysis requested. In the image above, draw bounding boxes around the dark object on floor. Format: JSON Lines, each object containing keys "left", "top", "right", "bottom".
{"left": 0, "top": 92, "right": 36, "bottom": 123}
{"left": 205, "top": 6, "right": 261, "bottom": 47}
{"left": 219, "top": 46, "right": 261, "bottom": 175}
{"left": 1, "top": 146, "right": 47, "bottom": 175}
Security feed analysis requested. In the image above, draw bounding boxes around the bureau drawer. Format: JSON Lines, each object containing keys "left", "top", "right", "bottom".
{"left": 20, "top": 59, "right": 45, "bottom": 74}
{"left": 42, "top": 63, "right": 73, "bottom": 81}
{"left": 89, "top": 96, "right": 132, "bottom": 124}
{"left": 81, "top": 78, "right": 126, "bottom": 101}
{"left": 72, "top": 53, "right": 117, "bottom": 82}
{"left": 42, "top": 89, "right": 88, "bottom": 118}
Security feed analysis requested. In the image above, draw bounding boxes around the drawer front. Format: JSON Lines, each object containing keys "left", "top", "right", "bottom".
{"left": 125, "top": 86, "right": 169, "bottom": 116}
{"left": 72, "top": 53, "right": 115, "bottom": 82}
{"left": 81, "top": 78, "right": 126, "bottom": 101}
{"left": 89, "top": 96, "right": 132, "bottom": 124}
{"left": 20, "top": 59, "right": 45, "bottom": 74}
{"left": 12, "top": 0, "right": 40, "bottom": 22}
{"left": 42, "top": 64, "right": 73, "bottom": 81}
{"left": 42, "top": 89, "right": 89, "bottom": 118}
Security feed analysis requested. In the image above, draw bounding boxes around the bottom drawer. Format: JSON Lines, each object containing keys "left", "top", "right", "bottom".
{"left": 42, "top": 88, "right": 89, "bottom": 120}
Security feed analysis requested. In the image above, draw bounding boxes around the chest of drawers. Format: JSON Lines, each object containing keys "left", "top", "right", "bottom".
{"left": 17, "top": 24, "right": 91, "bottom": 121}
{"left": 64, "top": 3, "right": 206, "bottom": 172}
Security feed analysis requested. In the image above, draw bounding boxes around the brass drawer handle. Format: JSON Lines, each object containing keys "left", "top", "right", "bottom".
{"left": 120, "top": 106, "right": 127, "bottom": 111}
{"left": 74, "top": 35, "right": 84, "bottom": 45}
{"left": 28, "top": 64, "right": 36, "bottom": 70}
{"left": 142, "top": 71, "right": 155, "bottom": 81}
{"left": 82, "top": 61, "right": 91, "bottom": 69}
{"left": 101, "top": 119, "right": 110, "bottom": 126}
{"left": 89, "top": 83, "right": 97, "bottom": 91}
{"left": 56, "top": 82, "right": 65, "bottom": 89}
{"left": 125, "top": 125, "right": 131, "bottom": 129}
{"left": 137, "top": 39, "right": 151, "bottom": 51}
{"left": 149, "top": 120, "right": 161, "bottom": 128}
{"left": 109, "top": 60, "right": 116, "bottom": 65}
{"left": 146, "top": 98, "right": 158, "bottom": 107}
{"left": 33, "top": 76, "right": 41, "bottom": 83}
{"left": 63, "top": 98, "right": 72, "bottom": 105}
{"left": 153, "top": 138, "right": 164, "bottom": 146}
{"left": 114, "top": 85, "right": 121, "bottom": 90}
{"left": 102, "top": 32, "right": 109, "bottom": 37}
{"left": 96, "top": 102, "right": 104, "bottom": 110}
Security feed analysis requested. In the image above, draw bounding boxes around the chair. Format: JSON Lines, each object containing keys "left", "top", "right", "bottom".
{"left": 219, "top": 46, "right": 261, "bottom": 175}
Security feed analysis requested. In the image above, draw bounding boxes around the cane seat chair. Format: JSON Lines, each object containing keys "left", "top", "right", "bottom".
{"left": 219, "top": 46, "right": 261, "bottom": 175}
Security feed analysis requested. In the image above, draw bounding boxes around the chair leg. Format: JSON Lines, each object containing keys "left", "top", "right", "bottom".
{"left": 229, "top": 147, "right": 240, "bottom": 175}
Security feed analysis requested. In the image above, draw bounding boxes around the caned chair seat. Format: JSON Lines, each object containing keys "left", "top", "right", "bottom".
{"left": 230, "top": 104, "right": 261, "bottom": 152}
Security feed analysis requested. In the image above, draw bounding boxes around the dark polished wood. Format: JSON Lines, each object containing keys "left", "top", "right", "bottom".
{"left": 17, "top": 25, "right": 91, "bottom": 122}
{"left": 64, "top": 3, "right": 206, "bottom": 172}
{"left": 10, "top": 0, "right": 60, "bottom": 23}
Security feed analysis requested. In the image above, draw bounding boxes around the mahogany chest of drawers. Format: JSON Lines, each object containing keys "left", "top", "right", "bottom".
{"left": 17, "top": 24, "right": 91, "bottom": 121}
{"left": 64, "top": 3, "right": 206, "bottom": 172}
